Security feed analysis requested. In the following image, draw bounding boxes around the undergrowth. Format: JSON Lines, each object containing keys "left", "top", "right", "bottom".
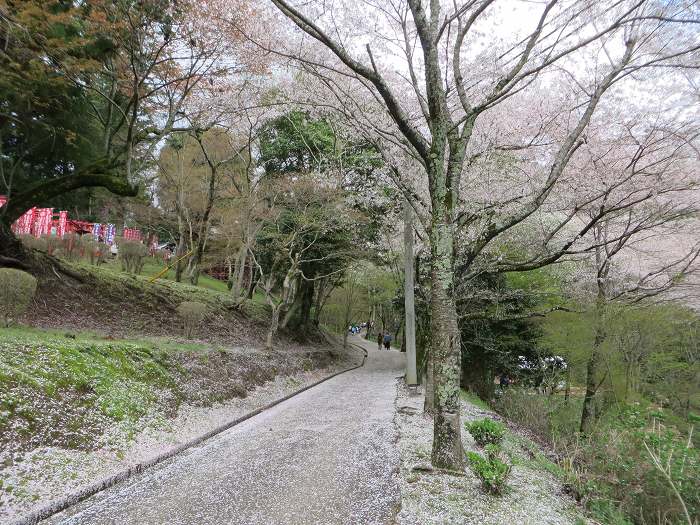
{"left": 467, "top": 443, "right": 512, "bottom": 495}
{"left": 493, "top": 388, "right": 699, "bottom": 525}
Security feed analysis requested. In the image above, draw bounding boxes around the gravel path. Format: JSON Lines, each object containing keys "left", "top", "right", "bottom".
{"left": 46, "top": 336, "right": 404, "bottom": 525}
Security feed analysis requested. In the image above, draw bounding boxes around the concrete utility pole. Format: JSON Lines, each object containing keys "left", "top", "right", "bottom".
{"left": 404, "top": 199, "right": 417, "bottom": 385}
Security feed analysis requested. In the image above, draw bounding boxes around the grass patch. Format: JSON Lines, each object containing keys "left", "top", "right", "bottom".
{"left": 0, "top": 328, "right": 178, "bottom": 426}
{"left": 460, "top": 389, "right": 490, "bottom": 410}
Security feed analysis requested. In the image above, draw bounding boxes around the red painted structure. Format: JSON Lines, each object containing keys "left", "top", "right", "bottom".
{"left": 0, "top": 196, "right": 150, "bottom": 246}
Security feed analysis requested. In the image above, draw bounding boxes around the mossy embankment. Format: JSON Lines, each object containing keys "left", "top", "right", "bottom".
{"left": 19, "top": 255, "right": 270, "bottom": 343}
{"left": 0, "top": 328, "right": 338, "bottom": 460}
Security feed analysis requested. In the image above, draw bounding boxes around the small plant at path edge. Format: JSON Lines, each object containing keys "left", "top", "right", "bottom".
{"left": 467, "top": 444, "right": 511, "bottom": 495}
{"left": 466, "top": 417, "right": 506, "bottom": 446}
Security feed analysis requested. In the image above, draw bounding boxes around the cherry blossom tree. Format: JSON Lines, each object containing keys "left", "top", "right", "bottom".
{"left": 263, "top": 0, "right": 700, "bottom": 469}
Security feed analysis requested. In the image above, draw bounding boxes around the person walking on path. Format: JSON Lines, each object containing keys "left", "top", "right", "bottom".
{"left": 383, "top": 332, "right": 392, "bottom": 350}
{"left": 377, "top": 332, "right": 383, "bottom": 350}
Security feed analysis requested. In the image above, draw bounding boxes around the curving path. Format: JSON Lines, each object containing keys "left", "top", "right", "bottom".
{"left": 47, "top": 335, "right": 404, "bottom": 525}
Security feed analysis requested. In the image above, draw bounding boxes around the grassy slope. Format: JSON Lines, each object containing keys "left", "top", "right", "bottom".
{"left": 21, "top": 255, "right": 270, "bottom": 343}
{"left": 125, "top": 258, "right": 268, "bottom": 302}
{"left": 2, "top": 256, "right": 341, "bottom": 458}
{"left": 0, "top": 328, "right": 182, "bottom": 452}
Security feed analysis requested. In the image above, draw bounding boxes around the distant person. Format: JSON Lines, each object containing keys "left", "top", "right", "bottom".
{"left": 383, "top": 333, "right": 392, "bottom": 350}
{"left": 499, "top": 373, "right": 510, "bottom": 389}
{"left": 377, "top": 332, "right": 383, "bottom": 350}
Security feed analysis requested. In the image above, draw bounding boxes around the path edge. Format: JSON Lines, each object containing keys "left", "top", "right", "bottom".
{"left": 10, "top": 343, "right": 368, "bottom": 525}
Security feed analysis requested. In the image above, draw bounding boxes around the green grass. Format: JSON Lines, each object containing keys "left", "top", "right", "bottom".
{"left": 67, "top": 257, "right": 270, "bottom": 317}
{"left": 136, "top": 259, "right": 230, "bottom": 292}
{"left": 0, "top": 328, "right": 183, "bottom": 424}
{"left": 0, "top": 326, "right": 212, "bottom": 353}
{"left": 461, "top": 389, "right": 490, "bottom": 410}
{"left": 60, "top": 258, "right": 261, "bottom": 315}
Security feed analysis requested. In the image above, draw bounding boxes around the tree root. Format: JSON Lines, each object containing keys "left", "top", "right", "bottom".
{"left": 411, "top": 463, "right": 467, "bottom": 476}
{"left": 0, "top": 255, "right": 31, "bottom": 271}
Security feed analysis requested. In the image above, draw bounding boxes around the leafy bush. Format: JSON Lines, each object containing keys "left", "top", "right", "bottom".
{"left": 467, "top": 444, "right": 511, "bottom": 495}
{"left": 177, "top": 301, "right": 207, "bottom": 338}
{"left": 117, "top": 238, "right": 149, "bottom": 274}
{"left": 19, "top": 234, "right": 48, "bottom": 252}
{"left": 84, "top": 239, "right": 109, "bottom": 265}
{"left": 466, "top": 417, "right": 506, "bottom": 446}
{"left": 0, "top": 269, "right": 37, "bottom": 327}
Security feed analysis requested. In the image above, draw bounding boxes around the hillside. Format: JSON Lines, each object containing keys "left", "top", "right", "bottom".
{"left": 20, "top": 257, "right": 267, "bottom": 344}
{"left": 0, "top": 258, "right": 360, "bottom": 521}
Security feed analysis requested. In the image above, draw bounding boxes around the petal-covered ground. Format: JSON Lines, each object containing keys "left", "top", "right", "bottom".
{"left": 45, "top": 336, "right": 404, "bottom": 525}
{"left": 395, "top": 383, "right": 586, "bottom": 525}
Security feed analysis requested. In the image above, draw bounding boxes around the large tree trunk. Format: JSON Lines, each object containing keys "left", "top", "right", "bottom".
{"left": 429, "top": 221, "right": 464, "bottom": 469}
{"left": 404, "top": 200, "right": 417, "bottom": 383}
{"left": 246, "top": 265, "right": 257, "bottom": 300}
{"left": 298, "top": 279, "right": 314, "bottom": 328}
{"left": 0, "top": 220, "right": 22, "bottom": 259}
{"left": 231, "top": 244, "right": 247, "bottom": 299}
{"left": 174, "top": 236, "right": 186, "bottom": 283}
{"left": 266, "top": 304, "right": 282, "bottom": 350}
{"left": 580, "top": 293, "right": 607, "bottom": 433}
{"left": 265, "top": 266, "right": 298, "bottom": 350}
{"left": 424, "top": 349, "right": 435, "bottom": 413}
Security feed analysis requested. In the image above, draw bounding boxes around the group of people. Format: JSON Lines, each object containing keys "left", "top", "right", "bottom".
{"left": 377, "top": 332, "right": 393, "bottom": 350}
{"left": 348, "top": 321, "right": 370, "bottom": 335}
{"left": 348, "top": 325, "right": 362, "bottom": 335}
{"left": 346, "top": 322, "right": 393, "bottom": 350}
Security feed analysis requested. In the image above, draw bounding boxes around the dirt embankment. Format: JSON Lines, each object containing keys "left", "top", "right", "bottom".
{"left": 4, "top": 257, "right": 349, "bottom": 456}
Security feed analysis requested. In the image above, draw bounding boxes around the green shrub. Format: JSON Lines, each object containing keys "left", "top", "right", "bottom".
{"left": 467, "top": 444, "right": 511, "bottom": 495}
{"left": 177, "top": 301, "right": 207, "bottom": 338}
{"left": 19, "top": 234, "right": 48, "bottom": 252}
{"left": 466, "top": 417, "right": 506, "bottom": 446}
{"left": 117, "top": 238, "right": 149, "bottom": 274}
{"left": 57, "top": 233, "right": 83, "bottom": 261}
{"left": 0, "top": 269, "right": 38, "bottom": 326}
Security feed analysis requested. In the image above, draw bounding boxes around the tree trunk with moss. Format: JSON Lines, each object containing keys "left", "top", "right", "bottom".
{"left": 580, "top": 293, "right": 607, "bottom": 433}
{"left": 424, "top": 350, "right": 435, "bottom": 413}
{"left": 429, "top": 225, "right": 464, "bottom": 469}
{"left": 0, "top": 220, "right": 21, "bottom": 258}
{"left": 231, "top": 244, "right": 247, "bottom": 298}
{"left": 266, "top": 303, "right": 282, "bottom": 350}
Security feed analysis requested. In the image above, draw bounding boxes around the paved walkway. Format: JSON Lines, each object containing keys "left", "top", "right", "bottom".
{"left": 48, "top": 336, "right": 404, "bottom": 525}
